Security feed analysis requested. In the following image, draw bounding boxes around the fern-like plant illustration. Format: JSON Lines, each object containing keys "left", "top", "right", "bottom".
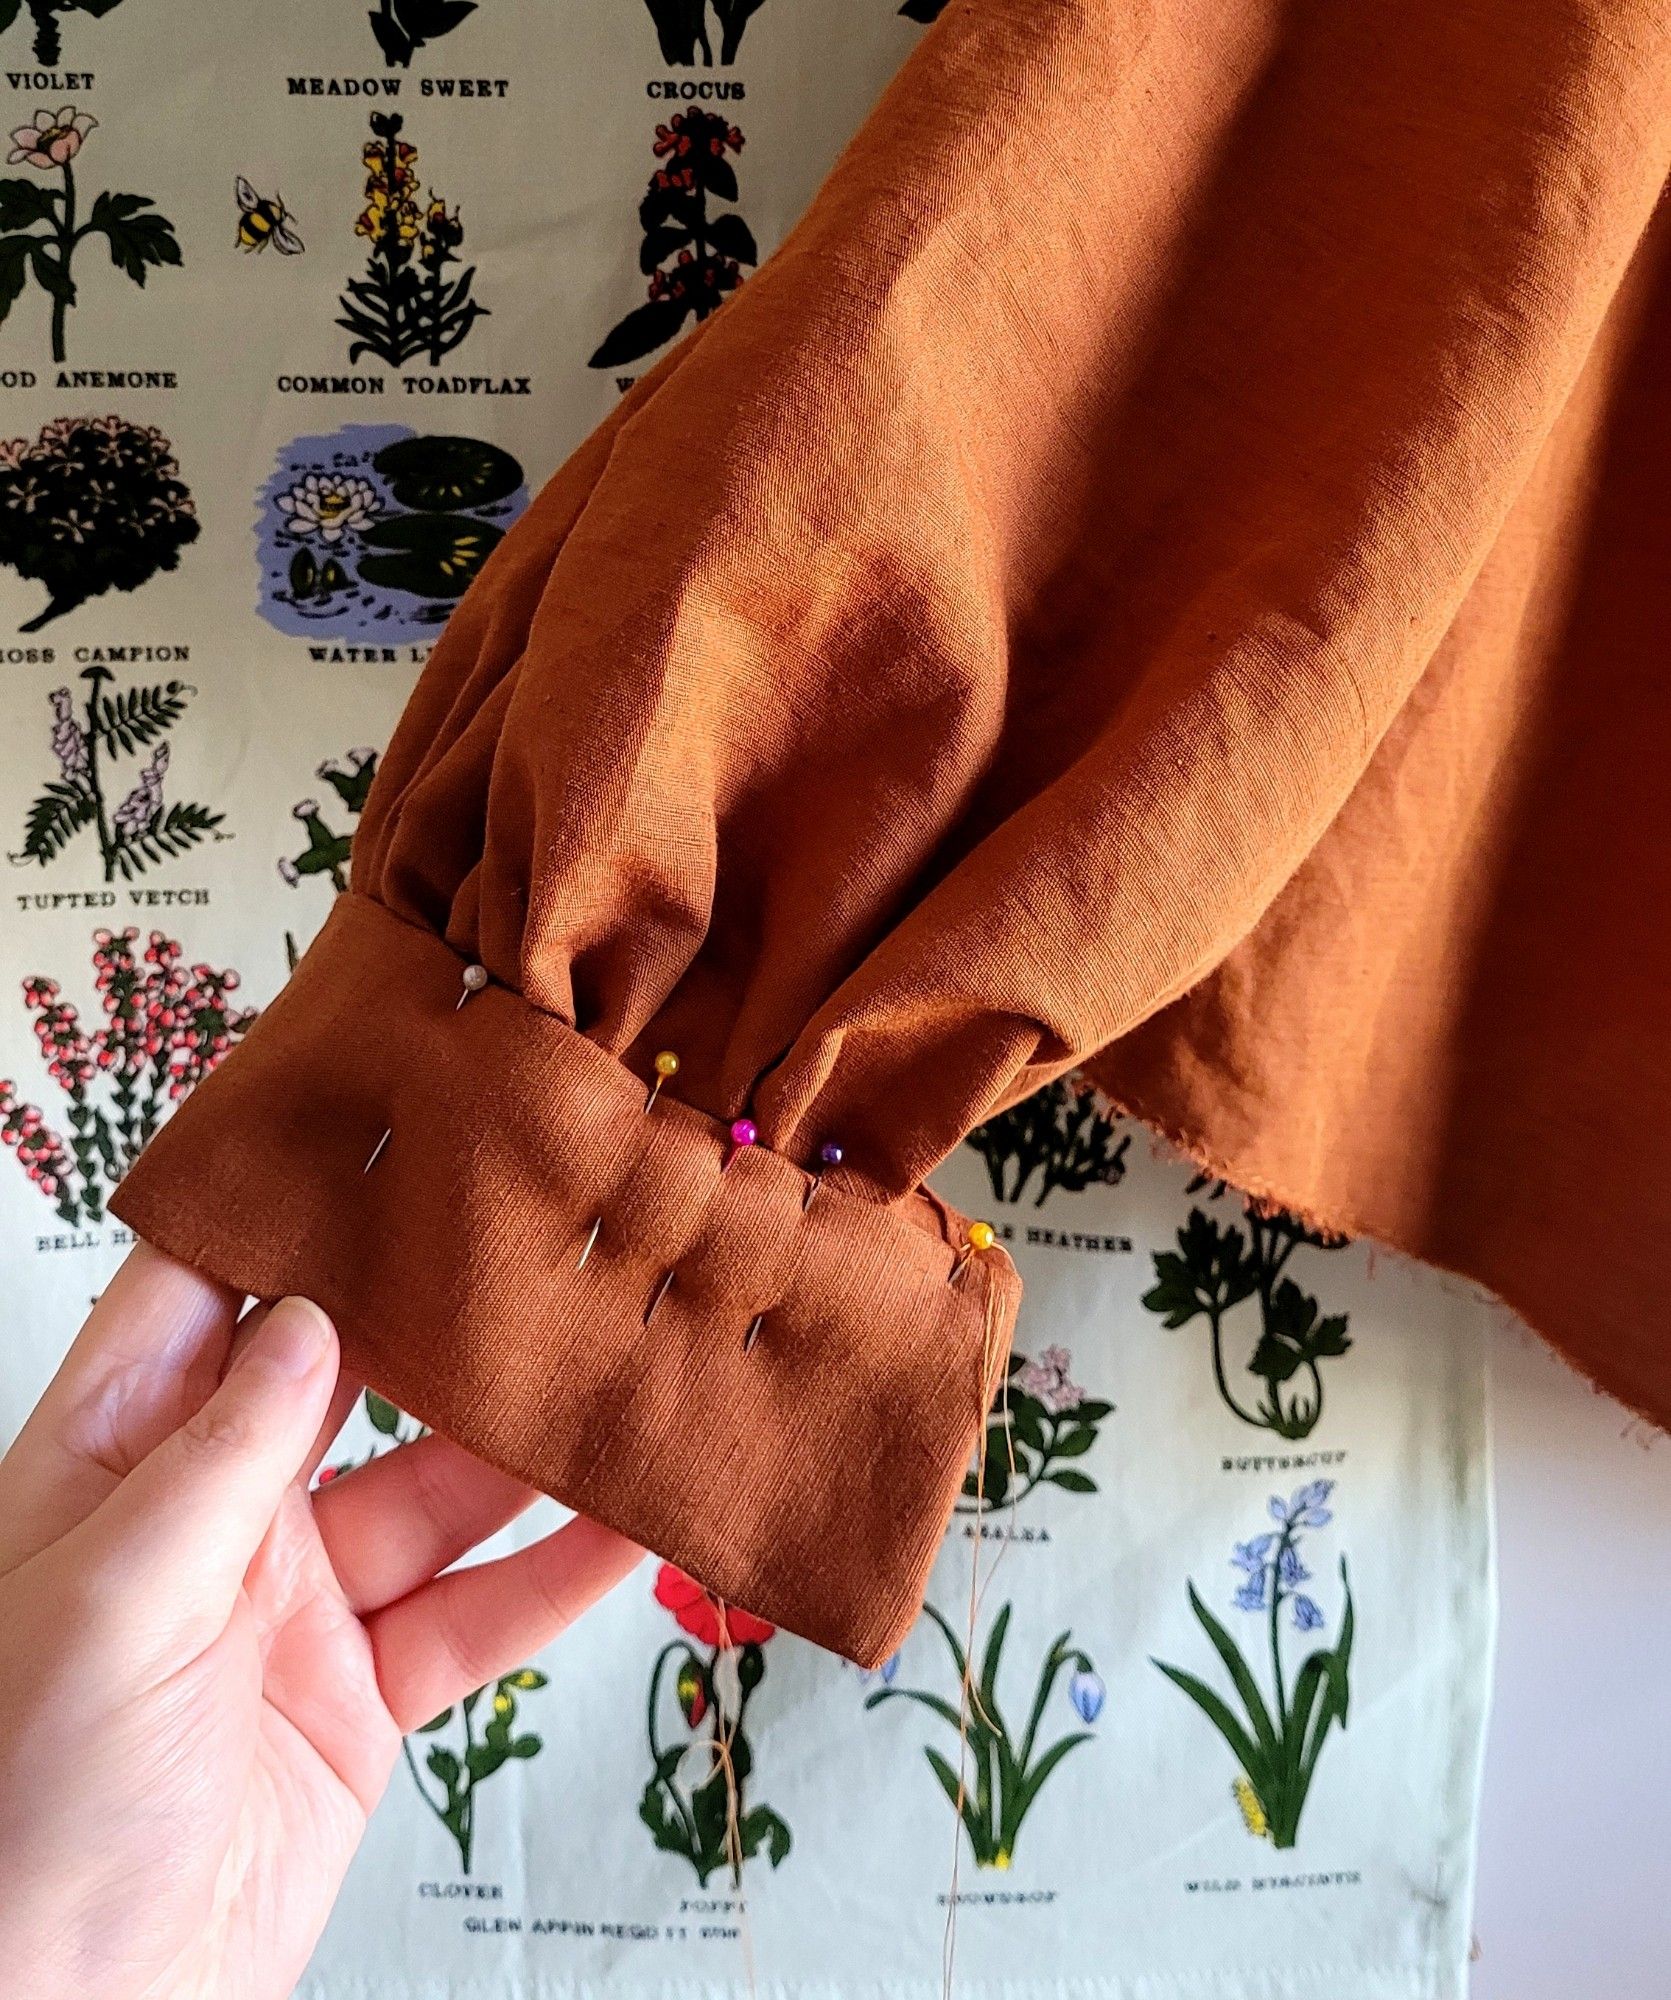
{"left": 589, "top": 111, "right": 757, "bottom": 371}
{"left": 12, "top": 667, "right": 223, "bottom": 881}
{"left": 867, "top": 1604, "right": 1101, "bottom": 1869}
{"left": 337, "top": 113, "right": 487, "bottom": 368}
{"left": 0, "top": 0, "right": 126, "bottom": 66}
{"left": 640, "top": 0, "right": 766, "bottom": 64}
{"left": 1153, "top": 1480, "right": 1353, "bottom": 1849}
{"left": 965, "top": 1074, "right": 1131, "bottom": 1207}
{"left": 1142, "top": 1194, "right": 1352, "bottom": 1437}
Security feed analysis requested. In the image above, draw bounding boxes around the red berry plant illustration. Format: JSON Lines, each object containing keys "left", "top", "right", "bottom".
{"left": 1142, "top": 1183, "right": 1353, "bottom": 1438}
{"left": 959, "top": 1344, "right": 1113, "bottom": 1513}
{"left": 867, "top": 1604, "right": 1102, "bottom": 1870}
{"left": 0, "top": 105, "right": 181, "bottom": 362}
{"left": 0, "top": 928, "right": 252, "bottom": 1225}
{"left": 337, "top": 113, "right": 487, "bottom": 368}
{"left": 641, "top": 1563, "right": 790, "bottom": 1885}
{"left": 589, "top": 113, "right": 757, "bottom": 371}
{"left": 0, "top": 414, "right": 199, "bottom": 631}
{"left": 12, "top": 666, "right": 223, "bottom": 881}
{"left": 964, "top": 1074, "right": 1131, "bottom": 1208}
{"left": 1153, "top": 1480, "right": 1354, "bottom": 1849}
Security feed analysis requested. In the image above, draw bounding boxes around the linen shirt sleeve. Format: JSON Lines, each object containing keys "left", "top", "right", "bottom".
{"left": 111, "top": 0, "right": 1671, "bottom": 1661}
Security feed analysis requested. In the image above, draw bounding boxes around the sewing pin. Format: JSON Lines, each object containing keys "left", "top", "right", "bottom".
{"left": 456, "top": 963, "right": 489, "bottom": 1010}
{"left": 644, "top": 1049, "right": 680, "bottom": 1112}
{"left": 949, "top": 1219, "right": 997, "bottom": 1284}
{"left": 644, "top": 1267, "right": 676, "bottom": 1325}
{"left": 363, "top": 1126, "right": 391, "bottom": 1174}
{"left": 803, "top": 1140, "right": 843, "bottom": 1210}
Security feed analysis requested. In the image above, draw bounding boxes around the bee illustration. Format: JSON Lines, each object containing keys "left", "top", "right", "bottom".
{"left": 235, "top": 177, "right": 304, "bottom": 256}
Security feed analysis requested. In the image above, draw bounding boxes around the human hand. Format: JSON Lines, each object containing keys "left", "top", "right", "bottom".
{"left": 0, "top": 1243, "right": 644, "bottom": 2000}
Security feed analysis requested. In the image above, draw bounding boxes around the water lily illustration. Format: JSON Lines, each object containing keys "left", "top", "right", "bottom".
{"left": 276, "top": 472, "right": 382, "bottom": 543}
{"left": 1153, "top": 1481, "right": 1354, "bottom": 1849}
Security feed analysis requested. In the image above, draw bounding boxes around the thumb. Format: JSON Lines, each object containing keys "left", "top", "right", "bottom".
{"left": 76, "top": 1296, "right": 338, "bottom": 1648}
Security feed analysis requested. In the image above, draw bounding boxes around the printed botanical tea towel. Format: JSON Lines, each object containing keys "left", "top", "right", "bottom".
{"left": 0, "top": 2, "right": 1493, "bottom": 1997}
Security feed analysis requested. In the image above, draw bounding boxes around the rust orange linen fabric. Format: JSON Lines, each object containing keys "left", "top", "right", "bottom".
{"left": 114, "top": 0, "right": 1671, "bottom": 1661}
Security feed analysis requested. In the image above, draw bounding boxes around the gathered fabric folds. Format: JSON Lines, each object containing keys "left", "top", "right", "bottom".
{"left": 113, "top": 0, "right": 1671, "bottom": 1660}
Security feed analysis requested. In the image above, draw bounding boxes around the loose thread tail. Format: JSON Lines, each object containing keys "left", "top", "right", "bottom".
{"left": 711, "top": 1601, "right": 758, "bottom": 2000}
{"left": 942, "top": 1269, "right": 1016, "bottom": 2000}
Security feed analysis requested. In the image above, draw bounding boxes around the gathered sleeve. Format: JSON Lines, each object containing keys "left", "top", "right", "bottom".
{"left": 111, "top": 0, "right": 1671, "bottom": 1660}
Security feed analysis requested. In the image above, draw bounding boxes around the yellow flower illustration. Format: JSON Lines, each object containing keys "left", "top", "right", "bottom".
{"left": 1232, "top": 1774, "right": 1270, "bottom": 1839}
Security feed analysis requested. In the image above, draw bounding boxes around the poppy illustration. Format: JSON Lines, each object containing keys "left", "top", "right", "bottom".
{"left": 640, "top": 1562, "right": 790, "bottom": 1885}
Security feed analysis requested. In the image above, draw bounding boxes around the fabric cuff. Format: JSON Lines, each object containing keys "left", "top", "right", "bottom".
{"left": 108, "top": 893, "right": 1019, "bottom": 1664}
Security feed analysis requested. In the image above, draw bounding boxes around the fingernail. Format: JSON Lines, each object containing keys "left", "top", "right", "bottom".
{"left": 260, "top": 1296, "right": 335, "bottom": 1379}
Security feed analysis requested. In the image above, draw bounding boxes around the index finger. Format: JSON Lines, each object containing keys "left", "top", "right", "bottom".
{"left": 0, "top": 1240, "right": 243, "bottom": 1570}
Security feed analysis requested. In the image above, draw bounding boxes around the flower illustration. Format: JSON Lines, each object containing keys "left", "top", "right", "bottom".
{"left": 959, "top": 1343, "right": 1113, "bottom": 1512}
{"left": 1144, "top": 1196, "right": 1353, "bottom": 1438}
{"left": 14, "top": 668, "right": 221, "bottom": 880}
{"left": 1154, "top": 1483, "right": 1354, "bottom": 1849}
{"left": 641, "top": 1561, "right": 789, "bottom": 1885}
{"left": 47, "top": 686, "right": 87, "bottom": 779}
{"left": 0, "top": 929, "right": 252, "bottom": 1224}
{"left": 0, "top": 108, "right": 179, "bottom": 361}
{"left": 868, "top": 1605, "right": 1099, "bottom": 1869}
{"left": 111, "top": 741, "right": 167, "bottom": 841}
{"left": 338, "top": 113, "right": 487, "bottom": 368}
{"left": 965, "top": 1073, "right": 1131, "bottom": 1207}
{"left": 7, "top": 105, "right": 95, "bottom": 168}
{"left": 275, "top": 472, "right": 382, "bottom": 543}
{"left": 406, "top": 1669, "right": 549, "bottom": 1874}
{"left": 591, "top": 111, "right": 757, "bottom": 371}
{"left": 641, "top": 0, "right": 769, "bottom": 65}
{"left": 368, "top": 0, "right": 481, "bottom": 67}
{"left": 0, "top": 415, "right": 198, "bottom": 629}
{"left": 1069, "top": 1667, "right": 1106, "bottom": 1724}
{"left": 652, "top": 1563, "right": 775, "bottom": 1649}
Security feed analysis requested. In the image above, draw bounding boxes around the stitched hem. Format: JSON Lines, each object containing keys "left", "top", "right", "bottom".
{"left": 110, "top": 892, "right": 1020, "bottom": 1665}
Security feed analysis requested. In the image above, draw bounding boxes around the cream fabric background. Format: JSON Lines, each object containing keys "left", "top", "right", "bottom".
{"left": 0, "top": 4, "right": 1492, "bottom": 1995}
